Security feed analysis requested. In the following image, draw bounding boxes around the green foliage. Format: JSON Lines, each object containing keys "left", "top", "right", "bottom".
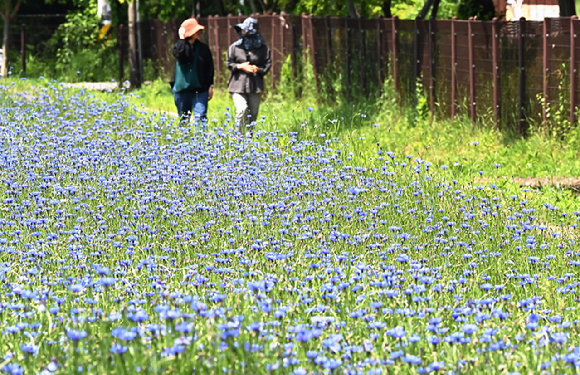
{"left": 13, "top": 1, "right": 120, "bottom": 82}
{"left": 49, "top": 8, "right": 100, "bottom": 64}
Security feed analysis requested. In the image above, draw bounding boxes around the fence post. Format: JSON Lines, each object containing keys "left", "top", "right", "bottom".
{"left": 492, "top": 17, "right": 500, "bottom": 129}
{"left": 271, "top": 14, "right": 277, "bottom": 91}
{"left": 289, "top": 14, "right": 297, "bottom": 98}
{"left": 518, "top": 17, "right": 526, "bottom": 136}
{"left": 118, "top": 24, "right": 124, "bottom": 85}
{"left": 451, "top": 17, "right": 457, "bottom": 118}
{"left": 428, "top": 18, "right": 435, "bottom": 115}
{"left": 325, "top": 15, "right": 332, "bottom": 68}
{"left": 391, "top": 16, "right": 399, "bottom": 96}
{"left": 281, "top": 12, "right": 287, "bottom": 57}
{"left": 571, "top": 16, "right": 577, "bottom": 125}
{"left": 346, "top": 16, "right": 352, "bottom": 99}
{"left": 377, "top": 18, "right": 382, "bottom": 95}
{"left": 308, "top": 15, "right": 319, "bottom": 96}
{"left": 413, "top": 17, "right": 420, "bottom": 100}
{"left": 359, "top": 17, "right": 367, "bottom": 94}
{"left": 20, "top": 24, "right": 25, "bottom": 73}
{"left": 543, "top": 18, "right": 550, "bottom": 127}
{"left": 212, "top": 16, "right": 222, "bottom": 89}
{"left": 301, "top": 13, "right": 308, "bottom": 85}
{"left": 468, "top": 17, "right": 476, "bottom": 124}
{"left": 325, "top": 14, "right": 333, "bottom": 96}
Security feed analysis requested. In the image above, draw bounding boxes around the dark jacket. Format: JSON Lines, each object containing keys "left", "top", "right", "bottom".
{"left": 226, "top": 42, "right": 272, "bottom": 94}
{"left": 170, "top": 39, "right": 214, "bottom": 93}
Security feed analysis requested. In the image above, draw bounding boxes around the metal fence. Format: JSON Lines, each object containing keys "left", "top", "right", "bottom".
{"left": 13, "top": 14, "right": 580, "bottom": 130}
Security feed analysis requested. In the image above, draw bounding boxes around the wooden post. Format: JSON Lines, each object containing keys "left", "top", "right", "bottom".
{"left": 325, "top": 14, "right": 333, "bottom": 96}
{"left": 211, "top": 16, "right": 221, "bottom": 89}
{"left": 451, "top": 17, "right": 457, "bottom": 118}
{"left": 346, "top": 16, "right": 352, "bottom": 98}
{"left": 307, "top": 15, "right": 319, "bottom": 95}
{"left": 325, "top": 15, "right": 332, "bottom": 67}
{"left": 543, "top": 17, "right": 550, "bottom": 127}
{"left": 428, "top": 18, "right": 435, "bottom": 115}
{"left": 289, "top": 13, "right": 298, "bottom": 98}
{"left": 571, "top": 16, "right": 578, "bottom": 125}
{"left": 413, "top": 17, "right": 420, "bottom": 99}
{"left": 20, "top": 24, "right": 25, "bottom": 73}
{"left": 281, "top": 12, "right": 287, "bottom": 57}
{"left": 271, "top": 14, "right": 277, "bottom": 91}
{"left": 290, "top": 14, "right": 297, "bottom": 84}
{"left": 118, "top": 24, "right": 124, "bottom": 84}
{"left": 301, "top": 13, "right": 307, "bottom": 66}
{"left": 518, "top": 17, "right": 526, "bottom": 135}
{"left": 468, "top": 17, "right": 476, "bottom": 124}
{"left": 392, "top": 16, "right": 399, "bottom": 95}
{"left": 377, "top": 17, "right": 383, "bottom": 94}
{"left": 227, "top": 14, "right": 232, "bottom": 49}
{"left": 359, "top": 17, "right": 367, "bottom": 94}
{"left": 492, "top": 17, "right": 500, "bottom": 129}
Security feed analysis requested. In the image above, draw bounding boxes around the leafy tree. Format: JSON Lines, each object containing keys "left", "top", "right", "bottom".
{"left": 0, "top": 0, "right": 23, "bottom": 77}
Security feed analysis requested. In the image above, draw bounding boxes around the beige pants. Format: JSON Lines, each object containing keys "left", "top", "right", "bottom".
{"left": 232, "top": 92, "right": 262, "bottom": 133}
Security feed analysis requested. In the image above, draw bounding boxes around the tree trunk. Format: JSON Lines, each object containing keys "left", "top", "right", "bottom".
{"left": 128, "top": 0, "right": 140, "bottom": 88}
{"left": 1, "top": 0, "right": 10, "bottom": 78}
{"left": 255, "top": 0, "right": 268, "bottom": 13}
{"left": 417, "top": 0, "right": 435, "bottom": 19}
{"left": 248, "top": 0, "right": 257, "bottom": 14}
{"left": 559, "top": 0, "right": 576, "bottom": 16}
{"left": 381, "top": 0, "right": 392, "bottom": 17}
{"left": 214, "top": 0, "right": 226, "bottom": 16}
{"left": 283, "top": 0, "right": 298, "bottom": 13}
{"left": 346, "top": 0, "right": 359, "bottom": 17}
{"left": 430, "top": 0, "right": 441, "bottom": 19}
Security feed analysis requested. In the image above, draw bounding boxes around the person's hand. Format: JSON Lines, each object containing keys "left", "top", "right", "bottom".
{"left": 237, "top": 62, "right": 258, "bottom": 74}
{"left": 179, "top": 27, "right": 186, "bottom": 39}
{"left": 208, "top": 86, "right": 214, "bottom": 101}
{"left": 237, "top": 62, "right": 251, "bottom": 72}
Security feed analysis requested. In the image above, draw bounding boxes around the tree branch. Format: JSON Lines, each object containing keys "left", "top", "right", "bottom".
{"left": 10, "top": 0, "right": 22, "bottom": 20}
{"left": 429, "top": 0, "right": 441, "bottom": 19}
{"left": 417, "top": 0, "right": 435, "bottom": 20}
{"left": 382, "top": 0, "right": 392, "bottom": 18}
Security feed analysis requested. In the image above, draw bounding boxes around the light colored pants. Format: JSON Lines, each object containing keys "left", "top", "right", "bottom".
{"left": 232, "top": 93, "right": 262, "bottom": 133}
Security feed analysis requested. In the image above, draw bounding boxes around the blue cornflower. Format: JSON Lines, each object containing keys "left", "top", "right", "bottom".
{"left": 461, "top": 324, "right": 478, "bottom": 335}
{"left": 66, "top": 330, "right": 87, "bottom": 341}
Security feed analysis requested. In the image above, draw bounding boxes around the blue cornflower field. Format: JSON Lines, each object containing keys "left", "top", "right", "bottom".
{"left": 0, "top": 81, "right": 579, "bottom": 375}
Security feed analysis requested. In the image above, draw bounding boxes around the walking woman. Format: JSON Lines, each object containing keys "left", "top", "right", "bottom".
{"left": 226, "top": 17, "right": 272, "bottom": 135}
{"left": 171, "top": 18, "right": 214, "bottom": 126}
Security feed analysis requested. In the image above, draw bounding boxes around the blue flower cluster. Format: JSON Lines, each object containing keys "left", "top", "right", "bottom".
{"left": 0, "top": 81, "right": 578, "bottom": 374}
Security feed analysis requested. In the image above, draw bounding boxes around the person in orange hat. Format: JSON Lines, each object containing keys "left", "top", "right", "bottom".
{"left": 170, "top": 18, "right": 214, "bottom": 128}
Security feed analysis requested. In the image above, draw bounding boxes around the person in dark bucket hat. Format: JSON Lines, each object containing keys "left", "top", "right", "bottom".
{"left": 226, "top": 17, "right": 272, "bottom": 135}
{"left": 170, "top": 18, "right": 215, "bottom": 128}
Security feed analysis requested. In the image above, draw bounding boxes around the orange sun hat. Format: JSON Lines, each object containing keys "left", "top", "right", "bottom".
{"left": 179, "top": 18, "right": 205, "bottom": 39}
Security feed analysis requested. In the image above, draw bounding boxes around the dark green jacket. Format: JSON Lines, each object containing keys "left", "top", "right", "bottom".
{"left": 171, "top": 39, "right": 214, "bottom": 93}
